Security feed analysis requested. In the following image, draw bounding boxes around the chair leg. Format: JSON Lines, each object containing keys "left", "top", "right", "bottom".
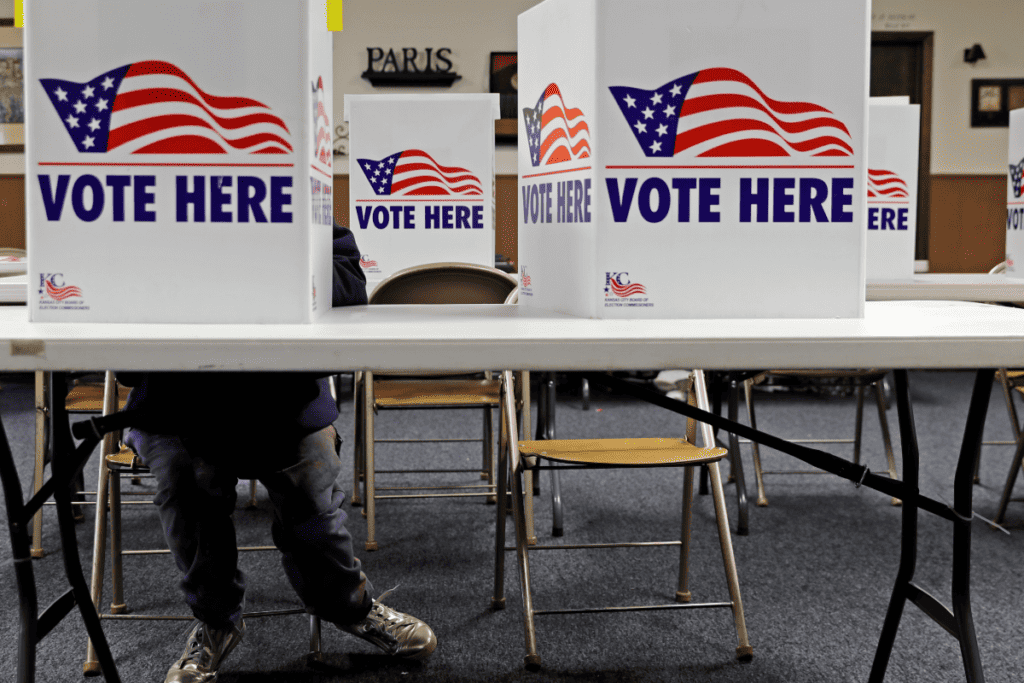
{"left": 108, "top": 469, "right": 127, "bottom": 615}
{"left": 308, "top": 615, "right": 323, "bottom": 664}
{"left": 727, "top": 380, "right": 749, "bottom": 536}
{"left": 873, "top": 382, "right": 901, "bottom": 506}
{"left": 484, "top": 406, "right": 497, "bottom": 503}
{"left": 853, "top": 385, "right": 866, "bottom": 466}
{"left": 31, "top": 371, "right": 47, "bottom": 558}
{"left": 542, "top": 374, "right": 564, "bottom": 537}
{"left": 744, "top": 380, "right": 768, "bottom": 507}
{"left": 676, "top": 466, "right": 695, "bottom": 602}
{"left": 83, "top": 371, "right": 119, "bottom": 675}
{"left": 995, "top": 433, "right": 1024, "bottom": 525}
{"left": 492, "top": 389, "right": 509, "bottom": 610}
{"left": 351, "top": 372, "right": 363, "bottom": 507}
{"left": 707, "top": 460, "right": 754, "bottom": 661}
{"left": 247, "top": 479, "right": 258, "bottom": 509}
{"left": 364, "top": 373, "right": 378, "bottom": 551}
{"left": 520, "top": 372, "right": 536, "bottom": 546}
{"left": 510, "top": 464, "right": 541, "bottom": 670}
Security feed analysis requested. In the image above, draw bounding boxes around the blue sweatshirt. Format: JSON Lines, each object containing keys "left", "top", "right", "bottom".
{"left": 117, "top": 223, "right": 367, "bottom": 436}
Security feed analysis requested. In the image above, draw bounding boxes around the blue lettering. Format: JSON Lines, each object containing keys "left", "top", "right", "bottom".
{"left": 105, "top": 175, "right": 131, "bottom": 222}
{"left": 71, "top": 175, "right": 104, "bottom": 222}
{"left": 798, "top": 178, "right": 829, "bottom": 222}
{"left": 176, "top": 175, "right": 205, "bottom": 222}
{"left": 868, "top": 207, "right": 879, "bottom": 230}
{"left": 426, "top": 205, "right": 440, "bottom": 228}
{"left": 773, "top": 178, "right": 795, "bottom": 223}
{"left": 671, "top": 178, "right": 697, "bottom": 222}
{"left": 739, "top": 178, "right": 769, "bottom": 222}
{"left": 372, "top": 205, "right": 389, "bottom": 229}
{"left": 583, "top": 178, "right": 592, "bottom": 222}
{"left": 356, "top": 205, "right": 373, "bottom": 229}
{"left": 638, "top": 178, "right": 670, "bottom": 222}
{"left": 237, "top": 176, "right": 267, "bottom": 223}
{"left": 455, "top": 205, "right": 471, "bottom": 229}
{"left": 472, "top": 204, "right": 483, "bottom": 228}
{"left": 831, "top": 177, "right": 854, "bottom": 222}
{"left": 38, "top": 174, "right": 70, "bottom": 221}
{"left": 442, "top": 205, "right": 454, "bottom": 228}
{"left": 529, "top": 185, "right": 539, "bottom": 223}
{"left": 404, "top": 205, "right": 416, "bottom": 229}
{"left": 557, "top": 181, "right": 567, "bottom": 222}
{"left": 881, "top": 208, "right": 896, "bottom": 230}
{"left": 210, "top": 176, "right": 233, "bottom": 223}
{"left": 607, "top": 177, "right": 637, "bottom": 222}
{"left": 270, "top": 176, "right": 292, "bottom": 223}
{"left": 699, "top": 178, "right": 720, "bottom": 223}
{"left": 897, "top": 208, "right": 908, "bottom": 230}
{"left": 134, "top": 175, "right": 156, "bottom": 222}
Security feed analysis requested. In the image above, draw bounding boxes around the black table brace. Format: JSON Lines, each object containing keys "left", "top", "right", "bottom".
{"left": 0, "top": 372, "right": 140, "bottom": 683}
{"left": 583, "top": 369, "right": 991, "bottom": 683}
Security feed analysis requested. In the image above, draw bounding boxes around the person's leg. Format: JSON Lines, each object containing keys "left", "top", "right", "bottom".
{"left": 256, "top": 426, "right": 372, "bottom": 624}
{"left": 257, "top": 426, "right": 436, "bottom": 659}
{"left": 125, "top": 428, "right": 245, "bottom": 627}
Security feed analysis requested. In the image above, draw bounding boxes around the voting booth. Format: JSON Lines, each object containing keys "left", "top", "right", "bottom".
{"left": 866, "top": 98, "right": 920, "bottom": 280}
{"left": 25, "top": 0, "right": 334, "bottom": 323}
{"left": 1007, "top": 109, "right": 1024, "bottom": 274}
{"left": 517, "top": 0, "right": 870, "bottom": 319}
{"left": 345, "top": 95, "right": 499, "bottom": 291}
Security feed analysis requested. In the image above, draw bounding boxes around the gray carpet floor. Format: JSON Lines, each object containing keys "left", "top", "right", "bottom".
{"left": 1, "top": 370, "right": 1023, "bottom": 682}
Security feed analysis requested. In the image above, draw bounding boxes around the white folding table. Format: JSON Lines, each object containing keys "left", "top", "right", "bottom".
{"left": 2, "top": 299, "right": 1022, "bottom": 683}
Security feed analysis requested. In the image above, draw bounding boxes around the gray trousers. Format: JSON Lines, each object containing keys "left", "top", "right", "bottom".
{"left": 125, "top": 425, "right": 373, "bottom": 629}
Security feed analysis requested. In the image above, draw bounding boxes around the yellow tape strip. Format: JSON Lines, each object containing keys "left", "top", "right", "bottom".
{"left": 326, "top": 0, "right": 342, "bottom": 31}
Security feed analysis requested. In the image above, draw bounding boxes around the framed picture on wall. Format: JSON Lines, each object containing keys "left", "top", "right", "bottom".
{"left": 0, "top": 46, "right": 23, "bottom": 152}
{"left": 971, "top": 78, "right": 1024, "bottom": 128}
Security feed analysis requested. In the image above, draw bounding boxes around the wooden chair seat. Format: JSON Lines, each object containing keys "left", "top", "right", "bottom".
{"left": 65, "top": 382, "right": 130, "bottom": 412}
{"left": 105, "top": 445, "right": 146, "bottom": 473}
{"left": 518, "top": 438, "right": 726, "bottom": 467}
{"left": 373, "top": 378, "right": 501, "bottom": 407}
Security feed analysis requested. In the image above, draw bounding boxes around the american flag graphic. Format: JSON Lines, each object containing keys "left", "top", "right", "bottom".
{"left": 359, "top": 256, "right": 378, "bottom": 268}
{"left": 521, "top": 273, "right": 531, "bottom": 287}
{"left": 357, "top": 150, "right": 482, "bottom": 196}
{"left": 867, "top": 169, "right": 909, "bottom": 200}
{"left": 606, "top": 274, "right": 646, "bottom": 297}
{"left": 40, "top": 60, "right": 292, "bottom": 154}
{"left": 1011, "top": 158, "right": 1024, "bottom": 198}
{"left": 44, "top": 280, "right": 83, "bottom": 301}
{"left": 312, "top": 76, "right": 331, "bottom": 166}
{"left": 523, "top": 84, "right": 591, "bottom": 166}
{"left": 609, "top": 68, "right": 853, "bottom": 158}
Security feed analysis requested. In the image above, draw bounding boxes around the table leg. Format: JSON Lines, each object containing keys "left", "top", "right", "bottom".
{"left": 869, "top": 369, "right": 988, "bottom": 683}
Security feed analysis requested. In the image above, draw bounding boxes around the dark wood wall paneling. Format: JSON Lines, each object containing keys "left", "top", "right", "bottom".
{"left": 0, "top": 173, "right": 1007, "bottom": 274}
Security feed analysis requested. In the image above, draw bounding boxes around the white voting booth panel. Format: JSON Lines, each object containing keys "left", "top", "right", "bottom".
{"left": 866, "top": 99, "right": 920, "bottom": 280}
{"left": 517, "top": 0, "right": 870, "bottom": 319}
{"left": 345, "top": 95, "right": 499, "bottom": 291}
{"left": 1007, "top": 109, "right": 1024, "bottom": 274}
{"left": 25, "top": 0, "right": 334, "bottom": 323}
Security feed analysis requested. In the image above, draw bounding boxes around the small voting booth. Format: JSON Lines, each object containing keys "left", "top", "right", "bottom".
{"left": 517, "top": 0, "right": 870, "bottom": 318}
{"left": 866, "top": 98, "right": 920, "bottom": 280}
{"left": 344, "top": 95, "right": 499, "bottom": 291}
{"left": 26, "top": 0, "right": 334, "bottom": 323}
{"left": 1007, "top": 109, "right": 1024, "bottom": 274}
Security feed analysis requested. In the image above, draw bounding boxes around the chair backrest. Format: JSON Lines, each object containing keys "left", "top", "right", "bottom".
{"left": 369, "top": 262, "right": 518, "bottom": 305}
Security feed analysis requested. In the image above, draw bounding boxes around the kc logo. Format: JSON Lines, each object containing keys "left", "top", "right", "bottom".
{"left": 604, "top": 272, "right": 646, "bottom": 297}
{"left": 39, "top": 273, "right": 83, "bottom": 301}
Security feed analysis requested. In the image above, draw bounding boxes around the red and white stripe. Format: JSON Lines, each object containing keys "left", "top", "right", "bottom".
{"left": 390, "top": 150, "right": 482, "bottom": 196}
{"left": 609, "top": 279, "right": 646, "bottom": 297}
{"left": 676, "top": 68, "right": 853, "bottom": 158}
{"left": 108, "top": 60, "right": 292, "bottom": 154}
{"left": 538, "top": 84, "right": 591, "bottom": 165}
{"left": 45, "top": 280, "right": 83, "bottom": 301}
{"left": 867, "top": 169, "right": 909, "bottom": 199}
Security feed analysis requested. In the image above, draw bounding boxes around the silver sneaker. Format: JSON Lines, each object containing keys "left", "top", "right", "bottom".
{"left": 164, "top": 619, "right": 245, "bottom": 683}
{"left": 341, "top": 601, "right": 437, "bottom": 660}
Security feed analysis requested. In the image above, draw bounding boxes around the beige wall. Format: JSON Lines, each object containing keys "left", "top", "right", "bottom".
{"left": 872, "top": 0, "right": 1024, "bottom": 175}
